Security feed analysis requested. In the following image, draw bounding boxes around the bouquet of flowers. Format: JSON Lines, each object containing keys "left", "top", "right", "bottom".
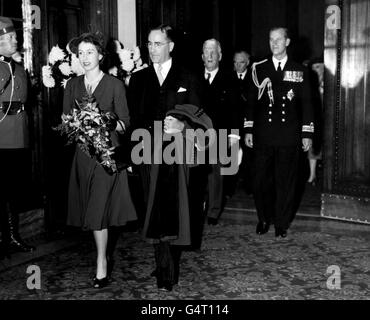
{"left": 42, "top": 44, "right": 85, "bottom": 89}
{"left": 54, "top": 91, "right": 120, "bottom": 174}
{"left": 108, "top": 40, "right": 148, "bottom": 85}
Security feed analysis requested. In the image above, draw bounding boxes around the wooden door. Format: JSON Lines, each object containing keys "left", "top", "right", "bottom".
{"left": 322, "top": 0, "right": 370, "bottom": 224}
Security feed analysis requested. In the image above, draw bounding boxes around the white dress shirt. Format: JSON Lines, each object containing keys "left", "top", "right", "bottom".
{"left": 204, "top": 67, "right": 219, "bottom": 84}
{"left": 154, "top": 58, "right": 172, "bottom": 81}
{"left": 272, "top": 55, "right": 288, "bottom": 71}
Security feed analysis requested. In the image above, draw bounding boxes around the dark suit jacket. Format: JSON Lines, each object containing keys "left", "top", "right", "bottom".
{"left": 199, "top": 68, "right": 239, "bottom": 133}
{"left": 128, "top": 61, "right": 202, "bottom": 131}
{"left": 231, "top": 70, "right": 251, "bottom": 134}
{"left": 246, "top": 57, "right": 314, "bottom": 147}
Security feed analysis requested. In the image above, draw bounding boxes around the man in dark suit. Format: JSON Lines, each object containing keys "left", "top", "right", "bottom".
{"left": 224, "top": 50, "right": 253, "bottom": 197}
{"left": 128, "top": 25, "right": 206, "bottom": 288}
{"left": 128, "top": 25, "right": 203, "bottom": 228}
{"left": 200, "top": 39, "right": 240, "bottom": 226}
{"left": 245, "top": 27, "right": 314, "bottom": 238}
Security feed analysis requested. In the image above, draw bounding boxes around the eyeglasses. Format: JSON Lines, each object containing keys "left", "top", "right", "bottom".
{"left": 146, "top": 41, "right": 169, "bottom": 49}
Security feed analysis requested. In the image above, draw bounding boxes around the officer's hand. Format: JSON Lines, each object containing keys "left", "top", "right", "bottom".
{"left": 245, "top": 133, "right": 253, "bottom": 148}
{"left": 302, "top": 138, "right": 312, "bottom": 152}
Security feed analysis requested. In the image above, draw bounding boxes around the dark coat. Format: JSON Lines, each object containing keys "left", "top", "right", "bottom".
{"left": 245, "top": 57, "right": 314, "bottom": 147}
{"left": 199, "top": 68, "right": 239, "bottom": 133}
{"left": 142, "top": 107, "right": 213, "bottom": 246}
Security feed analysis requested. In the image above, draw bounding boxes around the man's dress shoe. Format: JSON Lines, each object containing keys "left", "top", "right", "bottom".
{"left": 275, "top": 228, "right": 288, "bottom": 238}
{"left": 256, "top": 222, "right": 270, "bottom": 235}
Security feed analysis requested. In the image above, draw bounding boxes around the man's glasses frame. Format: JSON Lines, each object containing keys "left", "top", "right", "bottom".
{"left": 147, "top": 41, "right": 170, "bottom": 49}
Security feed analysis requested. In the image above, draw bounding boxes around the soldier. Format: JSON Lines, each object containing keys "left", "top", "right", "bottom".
{"left": 245, "top": 27, "right": 314, "bottom": 238}
{"left": 0, "top": 16, "right": 35, "bottom": 258}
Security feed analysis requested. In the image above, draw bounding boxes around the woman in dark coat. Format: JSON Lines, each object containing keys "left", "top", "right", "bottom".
{"left": 142, "top": 104, "right": 213, "bottom": 291}
{"left": 63, "top": 33, "right": 137, "bottom": 288}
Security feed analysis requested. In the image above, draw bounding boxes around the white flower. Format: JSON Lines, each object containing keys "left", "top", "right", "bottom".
{"left": 133, "top": 63, "right": 148, "bottom": 73}
{"left": 61, "top": 78, "right": 70, "bottom": 89}
{"left": 48, "top": 45, "right": 66, "bottom": 65}
{"left": 70, "top": 53, "right": 85, "bottom": 76}
{"left": 59, "top": 62, "right": 72, "bottom": 76}
{"left": 108, "top": 66, "right": 118, "bottom": 76}
{"left": 118, "top": 48, "right": 132, "bottom": 62}
{"left": 121, "top": 59, "right": 135, "bottom": 72}
{"left": 42, "top": 75, "right": 56, "bottom": 88}
{"left": 42, "top": 65, "right": 52, "bottom": 77}
{"left": 135, "top": 58, "right": 143, "bottom": 68}
{"left": 133, "top": 46, "right": 140, "bottom": 61}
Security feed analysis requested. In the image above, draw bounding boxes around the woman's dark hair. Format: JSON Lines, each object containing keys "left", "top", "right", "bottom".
{"left": 69, "top": 32, "right": 106, "bottom": 58}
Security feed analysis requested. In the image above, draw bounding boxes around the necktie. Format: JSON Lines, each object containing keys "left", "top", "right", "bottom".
{"left": 157, "top": 64, "right": 164, "bottom": 86}
{"left": 239, "top": 73, "right": 243, "bottom": 80}
{"left": 277, "top": 62, "right": 282, "bottom": 72}
{"left": 206, "top": 72, "right": 211, "bottom": 84}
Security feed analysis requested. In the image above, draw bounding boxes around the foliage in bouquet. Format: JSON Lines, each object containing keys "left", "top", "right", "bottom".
{"left": 108, "top": 40, "right": 148, "bottom": 85}
{"left": 54, "top": 92, "right": 120, "bottom": 174}
{"left": 42, "top": 44, "right": 85, "bottom": 89}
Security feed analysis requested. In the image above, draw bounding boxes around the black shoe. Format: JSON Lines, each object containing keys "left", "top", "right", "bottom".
{"left": 256, "top": 222, "right": 270, "bottom": 235}
{"left": 207, "top": 217, "right": 218, "bottom": 226}
{"left": 93, "top": 276, "right": 109, "bottom": 289}
{"left": 275, "top": 228, "right": 287, "bottom": 238}
{"left": 158, "top": 280, "right": 173, "bottom": 292}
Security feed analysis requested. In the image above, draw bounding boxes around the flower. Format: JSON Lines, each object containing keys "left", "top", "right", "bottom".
{"left": 108, "top": 40, "right": 148, "bottom": 85}
{"left": 48, "top": 45, "right": 66, "bottom": 64}
{"left": 59, "top": 62, "right": 72, "bottom": 76}
{"left": 42, "top": 42, "right": 84, "bottom": 89}
{"left": 54, "top": 92, "right": 122, "bottom": 174}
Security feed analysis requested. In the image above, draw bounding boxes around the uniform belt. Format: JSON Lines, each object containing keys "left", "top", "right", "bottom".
{"left": 1, "top": 101, "right": 25, "bottom": 115}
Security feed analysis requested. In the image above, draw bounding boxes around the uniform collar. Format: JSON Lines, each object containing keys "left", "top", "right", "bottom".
{"left": 272, "top": 55, "right": 288, "bottom": 71}
{"left": 0, "top": 55, "right": 13, "bottom": 63}
{"left": 237, "top": 70, "right": 247, "bottom": 80}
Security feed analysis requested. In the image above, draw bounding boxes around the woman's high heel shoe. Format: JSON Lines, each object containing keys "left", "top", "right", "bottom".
{"left": 93, "top": 276, "right": 109, "bottom": 289}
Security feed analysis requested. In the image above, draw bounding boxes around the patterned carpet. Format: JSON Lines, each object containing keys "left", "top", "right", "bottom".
{"left": 0, "top": 211, "right": 369, "bottom": 300}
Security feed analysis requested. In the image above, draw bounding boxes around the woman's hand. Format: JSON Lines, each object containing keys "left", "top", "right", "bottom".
{"left": 164, "top": 116, "right": 185, "bottom": 134}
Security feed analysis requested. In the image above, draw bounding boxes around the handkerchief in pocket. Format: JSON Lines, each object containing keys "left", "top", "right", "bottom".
{"left": 177, "top": 87, "right": 187, "bottom": 93}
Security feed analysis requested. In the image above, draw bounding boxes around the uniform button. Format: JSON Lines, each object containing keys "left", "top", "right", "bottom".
{"left": 282, "top": 118, "right": 285, "bottom": 122}
{"left": 269, "top": 103, "right": 272, "bottom": 107}
{"left": 269, "top": 118, "right": 272, "bottom": 122}
{"left": 269, "top": 111, "right": 272, "bottom": 115}
{"left": 16, "top": 86, "right": 20, "bottom": 89}
{"left": 282, "top": 111, "right": 285, "bottom": 114}
{"left": 283, "top": 96, "right": 286, "bottom": 100}
{"left": 282, "top": 104, "right": 285, "bottom": 107}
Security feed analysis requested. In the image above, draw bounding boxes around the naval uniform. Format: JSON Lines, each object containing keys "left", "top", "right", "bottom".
{"left": 245, "top": 56, "right": 314, "bottom": 230}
